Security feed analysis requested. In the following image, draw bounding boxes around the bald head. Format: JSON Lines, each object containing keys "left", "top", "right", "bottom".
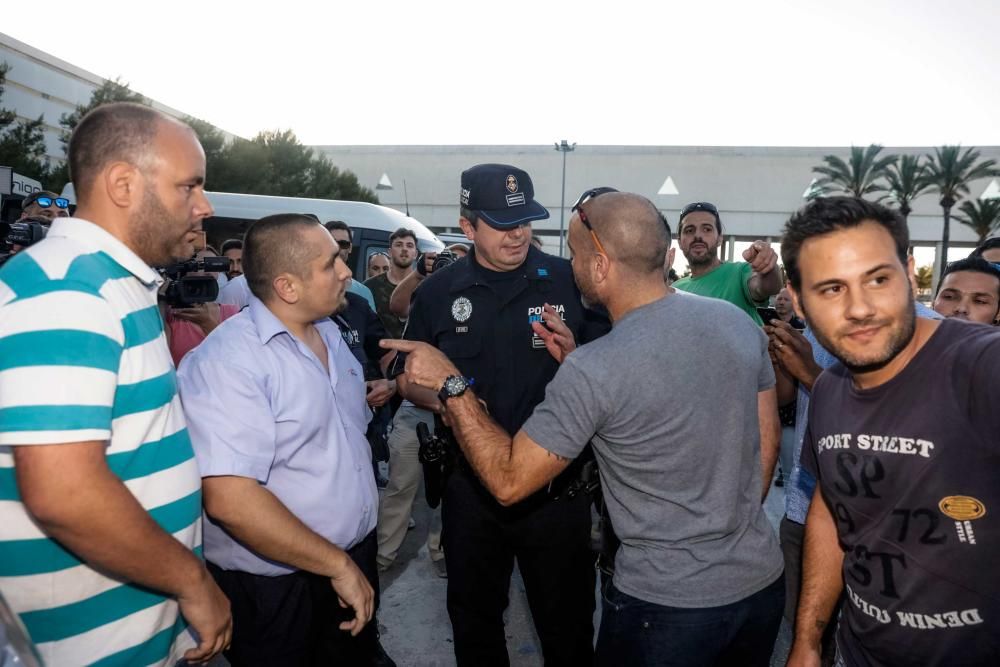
{"left": 581, "top": 192, "right": 670, "bottom": 275}
{"left": 69, "top": 102, "right": 191, "bottom": 202}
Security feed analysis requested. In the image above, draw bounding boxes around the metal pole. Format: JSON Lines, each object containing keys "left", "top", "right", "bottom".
{"left": 403, "top": 178, "right": 410, "bottom": 217}
{"left": 559, "top": 150, "right": 568, "bottom": 256}
{"left": 555, "top": 140, "right": 576, "bottom": 257}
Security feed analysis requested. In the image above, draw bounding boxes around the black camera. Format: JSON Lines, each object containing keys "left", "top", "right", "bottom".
{"left": 160, "top": 256, "right": 230, "bottom": 307}
{"left": 7, "top": 219, "right": 48, "bottom": 247}
{"left": 431, "top": 249, "right": 459, "bottom": 273}
{"left": 0, "top": 218, "right": 50, "bottom": 268}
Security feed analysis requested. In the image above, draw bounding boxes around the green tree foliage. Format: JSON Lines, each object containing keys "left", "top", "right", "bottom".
{"left": 812, "top": 144, "right": 896, "bottom": 199}
{"left": 884, "top": 155, "right": 931, "bottom": 222}
{"left": 915, "top": 265, "right": 934, "bottom": 292}
{"left": 955, "top": 198, "right": 1000, "bottom": 243}
{"left": 204, "top": 129, "right": 378, "bottom": 202}
{"left": 45, "top": 76, "right": 376, "bottom": 203}
{"left": 922, "top": 145, "right": 999, "bottom": 277}
{"left": 0, "top": 62, "right": 52, "bottom": 183}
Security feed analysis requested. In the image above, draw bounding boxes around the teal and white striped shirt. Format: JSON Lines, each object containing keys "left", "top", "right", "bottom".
{"left": 0, "top": 218, "right": 201, "bottom": 666}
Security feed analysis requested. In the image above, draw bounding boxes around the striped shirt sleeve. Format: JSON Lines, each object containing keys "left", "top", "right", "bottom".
{"left": 0, "top": 279, "right": 124, "bottom": 445}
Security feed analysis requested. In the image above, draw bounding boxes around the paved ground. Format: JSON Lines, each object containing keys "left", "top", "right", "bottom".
{"left": 377, "top": 472, "right": 791, "bottom": 667}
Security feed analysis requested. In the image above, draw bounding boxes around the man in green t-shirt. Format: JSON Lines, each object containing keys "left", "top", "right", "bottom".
{"left": 672, "top": 201, "right": 782, "bottom": 325}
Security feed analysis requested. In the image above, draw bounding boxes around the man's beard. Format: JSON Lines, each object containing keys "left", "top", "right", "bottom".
{"left": 130, "top": 186, "right": 191, "bottom": 266}
{"left": 803, "top": 291, "right": 917, "bottom": 375}
{"left": 683, "top": 240, "right": 719, "bottom": 267}
{"left": 392, "top": 256, "right": 412, "bottom": 270}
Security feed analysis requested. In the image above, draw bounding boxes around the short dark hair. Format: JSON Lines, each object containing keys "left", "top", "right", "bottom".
{"left": 459, "top": 207, "right": 479, "bottom": 229}
{"left": 970, "top": 237, "right": 1000, "bottom": 259}
{"left": 220, "top": 238, "right": 243, "bottom": 254}
{"left": 936, "top": 257, "right": 1000, "bottom": 298}
{"left": 68, "top": 102, "right": 175, "bottom": 201}
{"left": 243, "top": 214, "right": 322, "bottom": 301}
{"left": 679, "top": 202, "right": 722, "bottom": 235}
{"left": 324, "top": 220, "right": 352, "bottom": 242}
{"left": 781, "top": 196, "right": 909, "bottom": 291}
{"left": 389, "top": 227, "right": 417, "bottom": 244}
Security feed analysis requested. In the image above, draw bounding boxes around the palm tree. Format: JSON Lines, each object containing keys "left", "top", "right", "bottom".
{"left": 884, "top": 155, "right": 931, "bottom": 223}
{"left": 955, "top": 198, "right": 1000, "bottom": 243}
{"left": 812, "top": 144, "right": 896, "bottom": 199}
{"left": 922, "top": 146, "right": 1000, "bottom": 277}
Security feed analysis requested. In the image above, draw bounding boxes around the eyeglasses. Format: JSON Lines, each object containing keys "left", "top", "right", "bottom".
{"left": 572, "top": 187, "right": 619, "bottom": 255}
{"left": 335, "top": 239, "right": 352, "bottom": 250}
{"left": 29, "top": 196, "right": 70, "bottom": 209}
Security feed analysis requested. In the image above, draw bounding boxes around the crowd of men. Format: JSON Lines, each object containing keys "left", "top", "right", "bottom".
{"left": 0, "top": 103, "right": 998, "bottom": 667}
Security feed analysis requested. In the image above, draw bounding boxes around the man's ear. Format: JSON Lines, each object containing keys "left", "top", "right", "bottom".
{"left": 666, "top": 246, "right": 676, "bottom": 271}
{"left": 458, "top": 217, "right": 476, "bottom": 242}
{"left": 272, "top": 273, "right": 300, "bottom": 305}
{"left": 104, "top": 161, "right": 141, "bottom": 209}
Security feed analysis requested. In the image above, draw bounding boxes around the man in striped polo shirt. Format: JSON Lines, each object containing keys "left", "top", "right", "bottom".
{"left": 0, "top": 103, "right": 231, "bottom": 665}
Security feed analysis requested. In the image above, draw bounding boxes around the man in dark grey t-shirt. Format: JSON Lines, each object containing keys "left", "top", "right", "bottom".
{"left": 384, "top": 191, "right": 784, "bottom": 666}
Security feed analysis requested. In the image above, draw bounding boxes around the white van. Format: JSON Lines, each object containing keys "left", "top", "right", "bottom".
{"left": 204, "top": 192, "right": 444, "bottom": 278}
{"left": 61, "top": 185, "right": 444, "bottom": 278}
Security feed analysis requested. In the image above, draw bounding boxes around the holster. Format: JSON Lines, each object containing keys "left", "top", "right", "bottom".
{"left": 417, "top": 415, "right": 455, "bottom": 509}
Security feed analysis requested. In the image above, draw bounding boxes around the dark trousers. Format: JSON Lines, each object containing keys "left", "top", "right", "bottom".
{"left": 208, "top": 531, "right": 380, "bottom": 667}
{"left": 442, "top": 470, "right": 596, "bottom": 667}
{"left": 595, "top": 574, "right": 784, "bottom": 667}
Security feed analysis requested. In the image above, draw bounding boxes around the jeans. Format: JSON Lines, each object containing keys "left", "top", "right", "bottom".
{"left": 596, "top": 574, "right": 784, "bottom": 667}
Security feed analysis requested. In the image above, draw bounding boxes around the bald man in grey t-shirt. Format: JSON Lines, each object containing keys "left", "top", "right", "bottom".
{"left": 384, "top": 192, "right": 784, "bottom": 666}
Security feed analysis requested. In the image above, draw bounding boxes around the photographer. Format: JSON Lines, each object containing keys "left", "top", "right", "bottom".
{"left": 162, "top": 248, "right": 239, "bottom": 366}
{"left": 388, "top": 243, "right": 469, "bottom": 318}
{"left": 18, "top": 190, "right": 70, "bottom": 222}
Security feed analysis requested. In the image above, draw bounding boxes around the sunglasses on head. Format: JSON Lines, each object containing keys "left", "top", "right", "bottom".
{"left": 335, "top": 239, "right": 352, "bottom": 250}
{"left": 571, "top": 187, "right": 619, "bottom": 255}
{"left": 30, "top": 196, "right": 70, "bottom": 209}
{"left": 680, "top": 201, "right": 719, "bottom": 219}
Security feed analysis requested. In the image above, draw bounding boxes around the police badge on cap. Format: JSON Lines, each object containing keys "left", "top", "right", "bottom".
{"left": 460, "top": 164, "right": 550, "bottom": 230}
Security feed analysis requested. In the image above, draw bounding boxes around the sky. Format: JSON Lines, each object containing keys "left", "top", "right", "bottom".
{"left": 8, "top": 0, "right": 1000, "bottom": 147}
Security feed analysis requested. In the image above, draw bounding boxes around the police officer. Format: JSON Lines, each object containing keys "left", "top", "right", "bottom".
{"left": 395, "top": 164, "right": 607, "bottom": 666}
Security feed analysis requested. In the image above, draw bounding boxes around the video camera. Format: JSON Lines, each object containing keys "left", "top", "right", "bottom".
{"left": 0, "top": 218, "right": 50, "bottom": 268}
{"left": 160, "top": 256, "right": 230, "bottom": 307}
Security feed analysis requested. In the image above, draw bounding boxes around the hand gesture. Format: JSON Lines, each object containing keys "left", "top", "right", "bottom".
{"left": 171, "top": 302, "right": 222, "bottom": 336}
{"left": 330, "top": 557, "right": 375, "bottom": 636}
{"left": 765, "top": 319, "right": 822, "bottom": 388}
{"left": 178, "top": 571, "right": 233, "bottom": 663}
{"left": 530, "top": 303, "right": 577, "bottom": 363}
{"left": 379, "top": 340, "right": 460, "bottom": 391}
{"left": 742, "top": 240, "right": 778, "bottom": 276}
{"left": 365, "top": 379, "right": 396, "bottom": 407}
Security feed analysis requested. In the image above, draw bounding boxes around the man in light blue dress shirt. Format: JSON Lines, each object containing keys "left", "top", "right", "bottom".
{"left": 178, "top": 213, "right": 381, "bottom": 666}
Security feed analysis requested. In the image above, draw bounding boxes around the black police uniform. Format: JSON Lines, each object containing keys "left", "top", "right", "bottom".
{"left": 402, "top": 245, "right": 608, "bottom": 666}
{"left": 333, "top": 291, "right": 389, "bottom": 376}
{"left": 333, "top": 291, "right": 393, "bottom": 467}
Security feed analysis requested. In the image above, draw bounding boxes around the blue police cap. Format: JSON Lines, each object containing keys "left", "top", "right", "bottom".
{"left": 460, "top": 164, "right": 550, "bottom": 230}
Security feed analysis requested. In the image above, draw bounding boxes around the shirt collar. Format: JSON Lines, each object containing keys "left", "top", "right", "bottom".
{"left": 249, "top": 295, "right": 290, "bottom": 344}
{"left": 47, "top": 217, "right": 162, "bottom": 287}
{"left": 248, "top": 294, "right": 340, "bottom": 347}
{"left": 448, "top": 245, "right": 551, "bottom": 293}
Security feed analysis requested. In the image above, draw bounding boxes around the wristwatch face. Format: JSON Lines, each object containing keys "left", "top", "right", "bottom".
{"left": 443, "top": 375, "right": 467, "bottom": 398}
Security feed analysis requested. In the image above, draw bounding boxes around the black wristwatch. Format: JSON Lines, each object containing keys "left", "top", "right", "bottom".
{"left": 438, "top": 375, "right": 471, "bottom": 402}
